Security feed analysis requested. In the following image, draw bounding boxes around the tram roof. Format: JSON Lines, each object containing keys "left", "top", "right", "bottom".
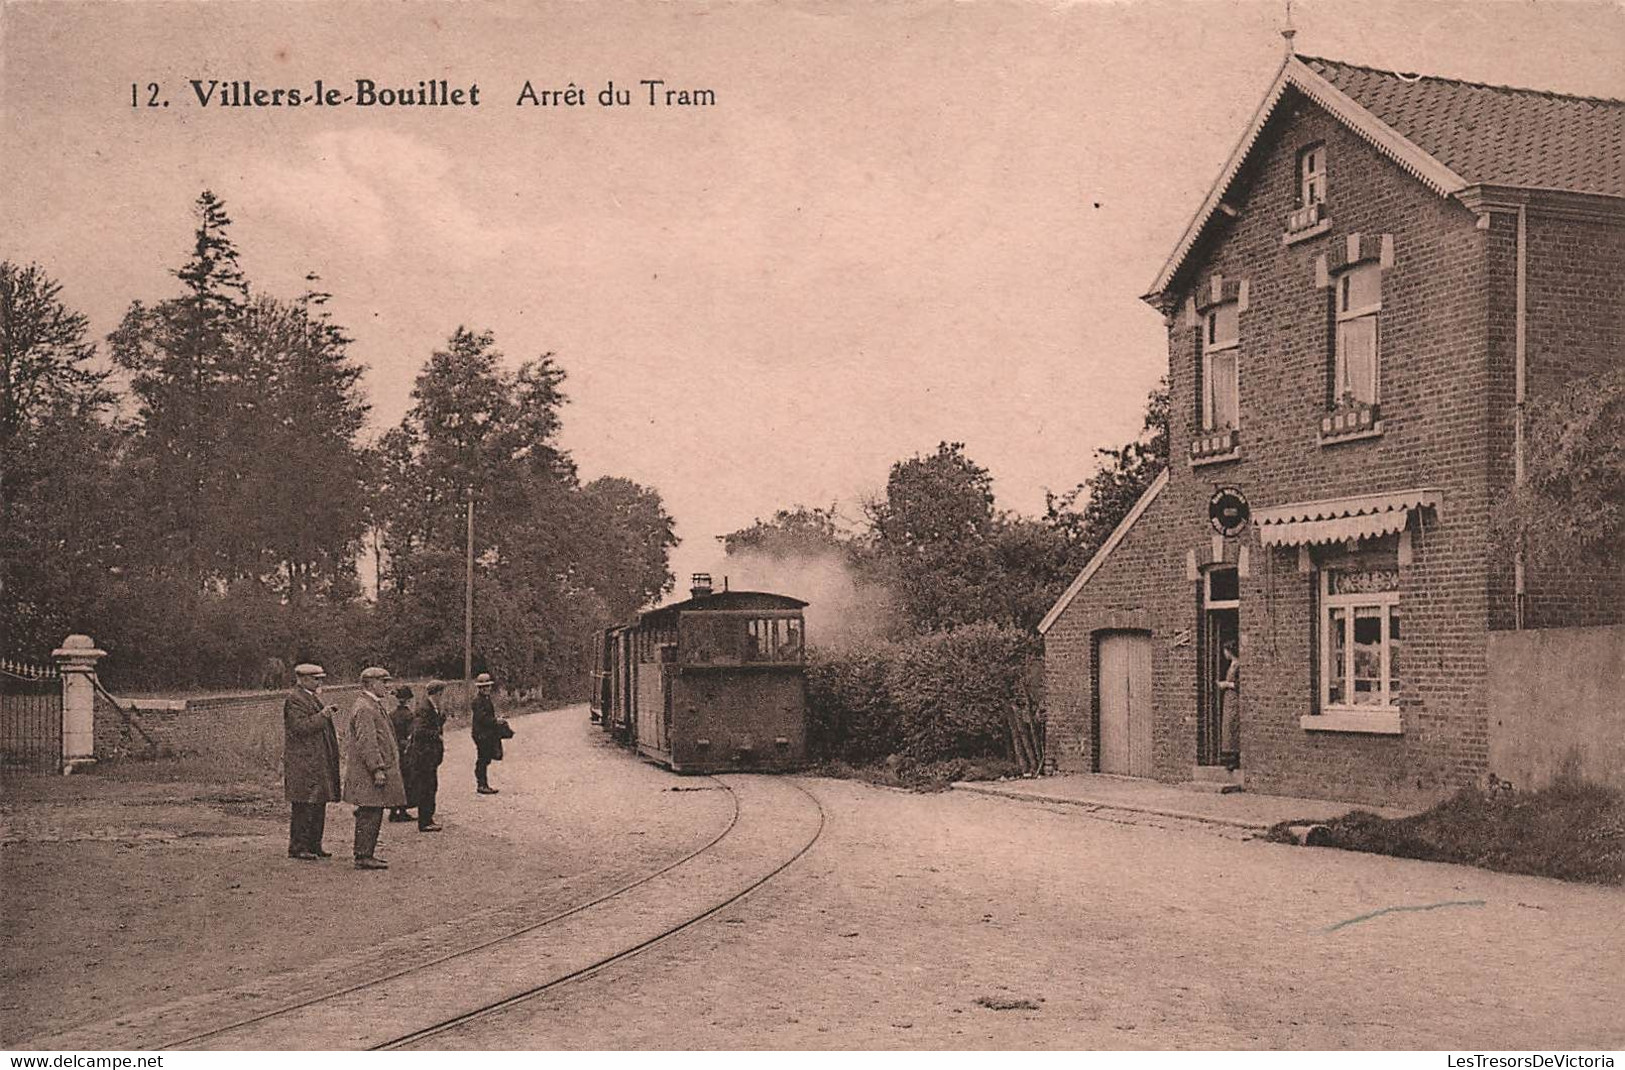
{"left": 639, "top": 589, "right": 808, "bottom": 625}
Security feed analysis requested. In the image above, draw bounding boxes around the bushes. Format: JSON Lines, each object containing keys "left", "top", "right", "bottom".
{"left": 806, "top": 639, "right": 901, "bottom": 765}
{"left": 806, "top": 622, "right": 1043, "bottom": 774}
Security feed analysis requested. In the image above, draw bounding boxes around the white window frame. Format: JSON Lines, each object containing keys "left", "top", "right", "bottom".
{"left": 1202, "top": 301, "right": 1240, "bottom": 432}
{"left": 1299, "top": 144, "right": 1326, "bottom": 207}
{"left": 1334, "top": 263, "right": 1381, "bottom": 406}
{"left": 1318, "top": 570, "right": 1399, "bottom": 714}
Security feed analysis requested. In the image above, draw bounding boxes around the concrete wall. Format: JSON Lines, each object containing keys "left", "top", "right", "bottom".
{"left": 98, "top": 681, "right": 464, "bottom": 758}
{"left": 1487, "top": 625, "right": 1625, "bottom": 791}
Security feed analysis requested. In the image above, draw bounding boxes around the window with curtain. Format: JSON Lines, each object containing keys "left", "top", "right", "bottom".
{"left": 1203, "top": 300, "right": 1240, "bottom": 431}
{"left": 1334, "top": 262, "right": 1381, "bottom": 406}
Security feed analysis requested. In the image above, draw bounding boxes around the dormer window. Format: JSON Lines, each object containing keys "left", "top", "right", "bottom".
{"left": 1299, "top": 144, "right": 1326, "bottom": 207}
{"left": 1202, "top": 302, "right": 1240, "bottom": 432}
{"left": 1284, "top": 144, "right": 1331, "bottom": 241}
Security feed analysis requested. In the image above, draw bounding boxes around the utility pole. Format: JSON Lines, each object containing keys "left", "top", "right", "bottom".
{"left": 464, "top": 486, "right": 475, "bottom": 709}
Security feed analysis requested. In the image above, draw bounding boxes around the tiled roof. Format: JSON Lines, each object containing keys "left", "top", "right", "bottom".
{"left": 1300, "top": 56, "right": 1625, "bottom": 198}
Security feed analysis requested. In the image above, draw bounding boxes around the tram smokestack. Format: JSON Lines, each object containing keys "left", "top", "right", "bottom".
{"left": 690, "top": 573, "right": 713, "bottom": 599}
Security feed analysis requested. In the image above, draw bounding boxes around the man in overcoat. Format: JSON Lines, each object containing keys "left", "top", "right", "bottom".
{"left": 283, "top": 663, "right": 340, "bottom": 860}
{"left": 343, "top": 666, "right": 408, "bottom": 869}
{"left": 471, "top": 672, "right": 502, "bottom": 794}
{"left": 407, "top": 680, "right": 447, "bottom": 831}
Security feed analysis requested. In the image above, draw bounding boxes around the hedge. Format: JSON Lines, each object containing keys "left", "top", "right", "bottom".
{"left": 805, "top": 621, "right": 1043, "bottom": 770}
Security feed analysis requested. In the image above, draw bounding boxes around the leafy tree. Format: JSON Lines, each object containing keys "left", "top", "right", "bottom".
{"left": 377, "top": 328, "right": 676, "bottom": 692}
{"left": 230, "top": 286, "right": 370, "bottom": 598}
{"left": 989, "top": 514, "right": 1076, "bottom": 633}
{"left": 866, "top": 442, "right": 1007, "bottom": 632}
{"left": 0, "top": 261, "right": 123, "bottom": 657}
{"left": 578, "top": 476, "right": 679, "bottom": 620}
{"left": 379, "top": 327, "right": 575, "bottom": 597}
{"left": 724, "top": 505, "right": 849, "bottom": 560}
{"left": 0, "top": 262, "right": 111, "bottom": 464}
{"left": 1505, "top": 364, "right": 1625, "bottom": 566}
{"left": 1046, "top": 381, "right": 1169, "bottom": 568}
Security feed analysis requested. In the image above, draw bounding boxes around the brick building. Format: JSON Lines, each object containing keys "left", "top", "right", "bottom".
{"left": 1040, "top": 53, "right": 1624, "bottom": 807}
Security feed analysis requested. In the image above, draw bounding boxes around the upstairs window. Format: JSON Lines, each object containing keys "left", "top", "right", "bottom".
{"left": 1299, "top": 144, "right": 1326, "bottom": 207}
{"left": 1202, "top": 301, "right": 1240, "bottom": 432}
{"left": 1334, "top": 262, "right": 1381, "bottom": 406}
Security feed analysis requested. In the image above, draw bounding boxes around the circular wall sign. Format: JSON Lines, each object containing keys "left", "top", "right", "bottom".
{"left": 1209, "top": 486, "right": 1250, "bottom": 537}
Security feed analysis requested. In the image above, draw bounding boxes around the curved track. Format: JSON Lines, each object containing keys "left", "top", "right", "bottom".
{"left": 379, "top": 777, "right": 825, "bottom": 1049}
{"left": 159, "top": 774, "right": 824, "bottom": 1050}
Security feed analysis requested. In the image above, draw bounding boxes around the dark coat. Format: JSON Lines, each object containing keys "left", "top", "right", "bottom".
{"left": 342, "top": 691, "right": 408, "bottom": 808}
{"left": 405, "top": 694, "right": 446, "bottom": 806}
{"left": 471, "top": 690, "right": 503, "bottom": 761}
{"left": 283, "top": 686, "right": 340, "bottom": 804}
{"left": 389, "top": 700, "right": 414, "bottom": 762}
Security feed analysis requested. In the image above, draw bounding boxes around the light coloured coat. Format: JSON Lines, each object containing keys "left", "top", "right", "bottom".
{"left": 342, "top": 690, "right": 408, "bottom": 808}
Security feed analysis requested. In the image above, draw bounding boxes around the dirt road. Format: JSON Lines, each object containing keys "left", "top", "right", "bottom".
{"left": 5, "top": 706, "right": 1621, "bottom": 1049}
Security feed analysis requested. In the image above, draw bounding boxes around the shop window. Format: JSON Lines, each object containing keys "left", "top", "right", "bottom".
{"left": 1334, "top": 262, "right": 1381, "bottom": 407}
{"left": 1202, "top": 301, "right": 1240, "bottom": 432}
{"left": 1320, "top": 568, "right": 1401, "bottom": 711}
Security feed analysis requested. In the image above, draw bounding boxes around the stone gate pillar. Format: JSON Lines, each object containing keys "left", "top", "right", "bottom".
{"left": 52, "top": 634, "right": 106, "bottom": 773}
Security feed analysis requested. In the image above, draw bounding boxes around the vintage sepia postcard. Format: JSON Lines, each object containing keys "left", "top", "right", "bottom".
{"left": 2, "top": 0, "right": 1621, "bottom": 1057}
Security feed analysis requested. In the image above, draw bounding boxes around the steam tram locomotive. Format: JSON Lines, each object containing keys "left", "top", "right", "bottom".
{"left": 590, "top": 574, "right": 809, "bottom": 773}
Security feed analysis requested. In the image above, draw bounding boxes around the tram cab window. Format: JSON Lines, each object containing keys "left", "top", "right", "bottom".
{"left": 778, "top": 619, "right": 804, "bottom": 661}
{"left": 681, "top": 615, "right": 806, "bottom": 665}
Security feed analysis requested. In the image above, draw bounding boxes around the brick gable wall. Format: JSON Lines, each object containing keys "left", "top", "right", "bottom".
{"left": 1046, "top": 90, "right": 1517, "bottom": 807}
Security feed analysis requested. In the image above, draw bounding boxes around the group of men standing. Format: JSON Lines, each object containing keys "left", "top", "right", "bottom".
{"left": 282, "top": 663, "right": 509, "bottom": 870}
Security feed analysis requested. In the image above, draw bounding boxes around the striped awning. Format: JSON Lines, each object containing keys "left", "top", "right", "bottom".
{"left": 1254, "top": 488, "right": 1442, "bottom": 548}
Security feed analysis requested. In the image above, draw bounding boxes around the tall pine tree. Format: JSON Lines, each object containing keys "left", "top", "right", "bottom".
{"left": 110, "top": 190, "right": 250, "bottom": 586}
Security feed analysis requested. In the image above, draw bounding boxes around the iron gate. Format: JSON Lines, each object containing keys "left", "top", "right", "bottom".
{"left": 1, "top": 658, "right": 63, "bottom": 772}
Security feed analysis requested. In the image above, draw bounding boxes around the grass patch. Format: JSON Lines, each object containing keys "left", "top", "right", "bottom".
{"left": 1265, "top": 779, "right": 1625, "bottom": 885}
{"left": 811, "top": 755, "right": 1023, "bottom": 792}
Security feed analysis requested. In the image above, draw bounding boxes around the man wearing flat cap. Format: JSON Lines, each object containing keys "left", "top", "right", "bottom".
{"left": 283, "top": 663, "right": 340, "bottom": 860}
{"left": 343, "top": 666, "right": 407, "bottom": 869}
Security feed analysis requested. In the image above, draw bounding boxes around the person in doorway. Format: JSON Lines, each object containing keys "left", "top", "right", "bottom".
{"left": 1218, "top": 639, "right": 1242, "bottom": 771}
{"left": 387, "top": 685, "right": 415, "bottom": 823}
{"left": 471, "top": 672, "right": 505, "bottom": 795}
{"left": 343, "top": 666, "right": 408, "bottom": 869}
{"left": 283, "top": 663, "right": 340, "bottom": 860}
{"left": 407, "top": 680, "right": 447, "bottom": 832}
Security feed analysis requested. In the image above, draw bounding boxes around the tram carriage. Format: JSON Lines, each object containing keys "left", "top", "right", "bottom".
{"left": 590, "top": 574, "right": 808, "bottom": 773}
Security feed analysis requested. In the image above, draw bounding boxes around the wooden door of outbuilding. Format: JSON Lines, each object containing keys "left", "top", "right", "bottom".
{"left": 1098, "top": 633, "right": 1152, "bottom": 777}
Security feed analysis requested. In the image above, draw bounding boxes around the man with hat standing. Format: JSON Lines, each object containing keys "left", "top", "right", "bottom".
{"left": 470, "top": 672, "right": 503, "bottom": 795}
{"left": 283, "top": 663, "right": 340, "bottom": 860}
{"left": 344, "top": 666, "right": 408, "bottom": 869}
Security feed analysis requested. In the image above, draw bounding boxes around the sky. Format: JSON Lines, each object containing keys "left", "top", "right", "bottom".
{"left": 3, "top": 0, "right": 1622, "bottom": 602}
